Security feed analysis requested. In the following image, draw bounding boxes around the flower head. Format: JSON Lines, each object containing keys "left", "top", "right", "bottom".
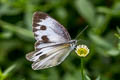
{"left": 75, "top": 45, "right": 89, "bottom": 57}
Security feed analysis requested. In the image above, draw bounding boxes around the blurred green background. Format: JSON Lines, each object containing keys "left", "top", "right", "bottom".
{"left": 0, "top": 0, "right": 120, "bottom": 80}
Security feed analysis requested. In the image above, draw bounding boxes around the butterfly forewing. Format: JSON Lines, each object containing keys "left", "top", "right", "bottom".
{"left": 32, "top": 12, "right": 71, "bottom": 43}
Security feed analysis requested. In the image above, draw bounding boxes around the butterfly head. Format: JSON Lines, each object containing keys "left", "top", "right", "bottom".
{"left": 69, "top": 40, "right": 77, "bottom": 49}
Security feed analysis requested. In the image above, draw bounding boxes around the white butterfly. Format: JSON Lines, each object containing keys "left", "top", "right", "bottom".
{"left": 26, "top": 12, "right": 77, "bottom": 70}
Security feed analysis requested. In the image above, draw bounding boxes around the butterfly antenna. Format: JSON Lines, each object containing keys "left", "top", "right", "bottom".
{"left": 75, "top": 25, "right": 88, "bottom": 40}
{"left": 76, "top": 39, "right": 87, "bottom": 44}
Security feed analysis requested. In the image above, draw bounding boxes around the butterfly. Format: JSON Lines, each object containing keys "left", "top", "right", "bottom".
{"left": 26, "top": 12, "right": 78, "bottom": 70}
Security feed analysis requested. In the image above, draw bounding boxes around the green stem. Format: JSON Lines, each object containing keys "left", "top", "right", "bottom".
{"left": 0, "top": 20, "right": 34, "bottom": 38}
{"left": 81, "top": 58, "right": 84, "bottom": 80}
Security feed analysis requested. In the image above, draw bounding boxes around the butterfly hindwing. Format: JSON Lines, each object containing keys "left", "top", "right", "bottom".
{"left": 26, "top": 43, "right": 71, "bottom": 70}
{"left": 32, "top": 44, "right": 72, "bottom": 70}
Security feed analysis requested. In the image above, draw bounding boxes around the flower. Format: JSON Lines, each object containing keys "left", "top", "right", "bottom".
{"left": 75, "top": 45, "right": 89, "bottom": 57}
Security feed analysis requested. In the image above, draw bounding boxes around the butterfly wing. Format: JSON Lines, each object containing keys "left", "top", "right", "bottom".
{"left": 26, "top": 43, "right": 72, "bottom": 70}
{"left": 32, "top": 12, "right": 71, "bottom": 43}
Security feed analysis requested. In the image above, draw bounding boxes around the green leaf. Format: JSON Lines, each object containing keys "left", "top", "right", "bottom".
{"left": 0, "top": 3, "right": 20, "bottom": 16}
{"left": 0, "top": 64, "right": 16, "bottom": 80}
{"left": 88, "top": 33, "right": 112, "bottom": 48}
{"left": 118, "top": 43, "right": 120, "bottom": 50}
{"left": 85, "top": 74, "right": 91, "bottom": 80}
{"left": 106, "top": 49, "right": 120, "bottom": 56}
{"left": 116, "top": 27, "right": 120, "bottom": 34}
{"left": 112, "top": 2, "right": 120, "bottom": 16}
{"left": 24, "top": 3, "right": 33, "bottom": 30}
{"left": 115, "top": 27, "right": 120, "bottom": 39}
{"left": 92, "top": 15, "right": 105, "bottom": 34}
{"left": 115, "top": 33, "right": 120, "bottom": 39}
{"left": 75, "top": 0, "right": 96, "bottom": 27}
{"left": 0, "top": 20, "right": 34, "bottom": 39}
{"left": 0, "top": 32, "right": 12, "bottom": 39}
{"left": 0, "top": 68, "right": 3, "bottom": 79}
{"left": 97, "top": 7, "right": 112, "bottom": 14}
{"left": 3, "top": 64, "right": 16, "bottom": 77}
{"left": 96, "top": 75, "right": 100, "bottom": 80}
